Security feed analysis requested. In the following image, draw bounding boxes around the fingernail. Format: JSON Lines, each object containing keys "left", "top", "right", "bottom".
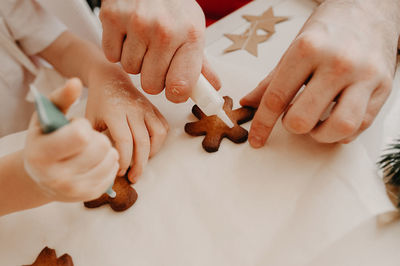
{"left": 170, "top": 80, "right": 187, "bottom": 94}
{"left": 118, "top": 169, "right": 126, "bottom": 176}
{"left": 128, "top": 172, "right": 137, "bottom": 184}
{"left": 167, "top": 81, "right": 190, "bottom": 103}
{"left": 171, "top": 87, "right": 181, "bottom": 95}
{"left": 249, "top": 135, "right": 264, "bottom": 148}
{"left": 170, "top": 86, "right": 188, "bottom": 102}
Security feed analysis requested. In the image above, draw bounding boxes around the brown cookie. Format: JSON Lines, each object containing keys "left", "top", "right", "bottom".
{"left": 84, "top": 173, "right": 138, "bottom": 212}
{"left": 185, "top": 96, "right": 256, "bottom": 152}
{"left": 25, "top": 246, "right": 73, "bottom": 266}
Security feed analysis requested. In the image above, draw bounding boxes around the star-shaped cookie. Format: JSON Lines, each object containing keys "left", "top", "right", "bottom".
{"left": 25, "top": 247, "right": 73, "bottom": 266}
{"left": 84, "top": 173, "right": 138, "bottom": 212}
{"left": 224, "top": 29, "right": 272, "bottom": 56}
{"left": 243, "top": 7, "right": 288, "bottom": 33}
{"left": 224, "top": 7, "right": 288, "bottom": 56}
{"left": 185, "top": 96, "right": 256, "bottom": 153}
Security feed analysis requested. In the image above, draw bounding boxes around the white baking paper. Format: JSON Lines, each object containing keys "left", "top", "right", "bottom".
{"left": 0, "top": 0, "right": 397, "bottom": 265}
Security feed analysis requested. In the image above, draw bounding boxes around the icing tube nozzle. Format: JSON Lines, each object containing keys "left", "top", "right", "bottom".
{"left": 217, "top": 109, "right": 234, "bottom": 128}
{"left": 190, "top": 74, "right": 235, "bottom": 128}
{"left": 106, "top": 185, "right": 116, "bottom": 198}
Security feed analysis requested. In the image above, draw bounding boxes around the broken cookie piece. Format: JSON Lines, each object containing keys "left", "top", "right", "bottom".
{"left": 84, "top": 174, "right": 138, "bottom": 212}
{"left": 25, "top": 246, "right": 73, "bottom": 266}
{"left": 185, "top": 96, "right": 256, "bottom": 152}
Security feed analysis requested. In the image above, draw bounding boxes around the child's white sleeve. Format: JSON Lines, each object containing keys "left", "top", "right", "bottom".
{"left": 0, "top": 0, "right": 67, "bottom": 55}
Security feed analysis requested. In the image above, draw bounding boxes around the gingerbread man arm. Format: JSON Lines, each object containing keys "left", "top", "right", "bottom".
{"left": 192, "top": 105, "right": 207, "bottom": 120}
{"left": 226, "top": 127, "right": 249, "bottom": 144}
{"left": 231, "top": 106, "right": 256, "bottom": 124}
{"left": 222, "top": 96, "right": 234, "bottom": 111}
{"left": 58, "top": 254, "right": 74, "bottom": 265}
{"left": 184, "top": 121, "right": 208, "bottom": 136}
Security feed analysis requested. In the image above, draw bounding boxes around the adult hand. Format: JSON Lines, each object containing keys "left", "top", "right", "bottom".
{"left": 24, "top": 79, "right": 119, "bottom": 202}
{"left": 100, "top": 0, "right": 221, "bottom": 103}
{"left": 241, "top": 0, "right": 400, "bottom": 147}
{"left": 85, "top": 64, "right": 168, "bottom": 183}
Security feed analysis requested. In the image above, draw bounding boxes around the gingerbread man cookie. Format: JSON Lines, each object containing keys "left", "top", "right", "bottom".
{"left": 25, "top": 246, "right": 73, "bottom": 266}
{"left": 185, "top": 96, "right": 256, "bottom": 152}
{"left": 84, "top": 173, "right": 138, "bottom": 212}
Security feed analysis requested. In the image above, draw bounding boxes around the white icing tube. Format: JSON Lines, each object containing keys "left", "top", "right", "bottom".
{"left": 190, "top": 74, "right": 234, "bottom": 128}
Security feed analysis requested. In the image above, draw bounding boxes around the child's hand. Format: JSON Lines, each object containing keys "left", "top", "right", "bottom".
{"left": 86, "top": 65, "right": 168, "bottom": 182}
{"left": 24, "top": 79, "right": 119, "bottom": 202}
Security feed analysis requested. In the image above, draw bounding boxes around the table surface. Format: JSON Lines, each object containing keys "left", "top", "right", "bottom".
{"left": 1, "top": 0, "right": 399, "bottom": 265}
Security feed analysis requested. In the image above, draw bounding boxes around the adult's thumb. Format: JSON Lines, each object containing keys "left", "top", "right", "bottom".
{"left": 49, "top": 78, "right": 83, "bottom": 114}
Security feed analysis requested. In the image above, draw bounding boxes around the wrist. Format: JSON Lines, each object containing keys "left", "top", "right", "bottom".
{"left": 358, "top": 0, "right": 400, "bottom": 35}
{"left": 23, "top": 156, "right": 57, "bottom": 200}
{"left": 87, "top": 61, "right": 128, "bottom": 92}
{"left": 18, "top": 151, "right": 53, "bottom": 203}
{"left": 0, "top": 151, "right": 52, "bottom": 216}
{"left": 323, "top": 0, "right": 400, "bottom": 32}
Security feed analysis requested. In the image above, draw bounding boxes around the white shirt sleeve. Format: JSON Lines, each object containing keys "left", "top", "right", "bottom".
{"left": 0, "top": 0, "right": 67, "bottom": 55}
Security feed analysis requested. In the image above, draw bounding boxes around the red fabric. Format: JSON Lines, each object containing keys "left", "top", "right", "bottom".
{"left": 196, "top": 0, "right": 252, "bottom": 26}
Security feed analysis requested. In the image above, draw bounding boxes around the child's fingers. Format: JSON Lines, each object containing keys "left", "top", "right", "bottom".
{"left": 145, "top": 112, "right": 168, "bottom": 158}
{"left": 127, "top": 117, "right": 151, "bottom": 183}
{"left": 85, "top": 150, "right": 119, "bottom": 201}
{"left": 78, "top": 148, "right": 119, "bottom": 200}
{"left": 152, "top": 107, "right": 169, "bottom": 130}
{"left": 27, "top": 118, "right": 93, "bottom": 162}
{"left": 60, "top": 148, "right": 119, "bottom": 202}
{"left": 60, "top": 133, "right": 112, "bottom": 173}
{"left": 106, "top": 117, "right": 133, "bottom": 177}
{"left": 49, "top": 78, "right": 83, "bottom": 114}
